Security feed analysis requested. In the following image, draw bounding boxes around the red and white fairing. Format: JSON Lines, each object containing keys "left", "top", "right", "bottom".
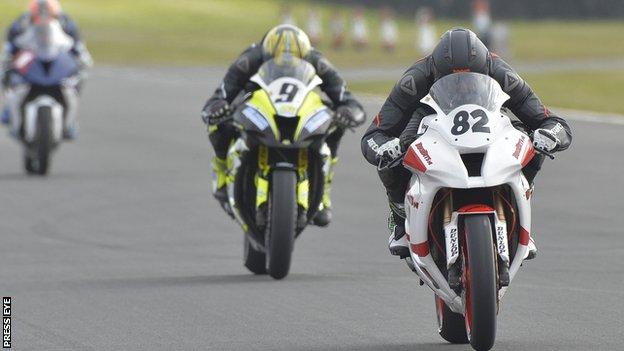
{"left": 402, "top": 73, "right": 536, "bottom": 313}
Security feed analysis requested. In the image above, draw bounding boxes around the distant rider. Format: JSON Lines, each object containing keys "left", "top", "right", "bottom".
{"left": 201, "top": 24, "right": 366, "bottom": 226}
{"left": 1, "top": 0, "right": 93, "bottom": 139}
{"left": 360, "top": 28, "right": 572, "bottom": 258}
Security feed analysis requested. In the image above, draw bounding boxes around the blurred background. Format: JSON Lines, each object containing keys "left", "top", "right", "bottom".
{"left": 1, "top": 0, "right": 623, "bottom": 114}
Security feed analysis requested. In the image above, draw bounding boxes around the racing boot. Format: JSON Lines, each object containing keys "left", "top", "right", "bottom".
{"left": 1, "top": 106, "right": 10, "bottom": 125}
{"left": 313, "top": 157, "right": 338, "bottom": 227}
{"left": 63, "top": 123, "right": 79, "bottom": 140}
{"left": 388, "top": 202, "right": 409, "bottom": 258}
{"left": 211, "top": 157, "right": 232, "bottom": 216}
{"left": 255, "top": 204, "right": 268, "bottom": 231}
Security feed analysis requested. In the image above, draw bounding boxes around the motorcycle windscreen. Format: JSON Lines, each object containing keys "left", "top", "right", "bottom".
{"left": 253, "top": 57, "right": 322, "bottom": 118}
{"left": 420, "top": 73, "right": 511, "bottom": 150}
{"left": 256, "top": 57, "right": 317, "bottom": 86}
{"left": 14, "top": 20, "right": 74, "bottom": 61}
{"left": 427, "top": 73, "right": 508, "bottom": 115}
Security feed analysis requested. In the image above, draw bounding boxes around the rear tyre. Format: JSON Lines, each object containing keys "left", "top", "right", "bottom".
{"left": 266, "top": 169, "right": 297, "bottom": 280}
{"left": 243, "top": 235, "right": 267, "bottom": 275}
{"left": 463, "top": 215, "right": 497, "bottom": 351}
{"left": 436, "top": 296, "right": 469, "bottom": 344}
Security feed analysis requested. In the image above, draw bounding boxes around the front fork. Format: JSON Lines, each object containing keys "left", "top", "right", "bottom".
{"left": 254, "top": 146, "right": 311, "bottom": 230}
{"left": 442, "top": 193, "right": 511, "bottom": 290}
{"left": 493, "top": 195, "right": 511, "bottom": 286}
{"left": 4, "top": 84, "right": 78, "bottom": 138}
{"left": 4, "top": 84, "right": 29, "bottom": 136}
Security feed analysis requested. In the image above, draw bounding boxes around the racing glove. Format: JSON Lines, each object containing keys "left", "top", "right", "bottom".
{"left": 533, "top": 128, "right": 561, "bottom": 152}
{"left": 334, "top": 105, "right": 365, "bottom": 129}
{"left": 201, "top": 99, "right": 231, "bottom": 126}
{"left": 62, "top": 71, "right": 86, "bottom": 89}
{"left": 376, "top": 138, "right": 403, "bottom": 169}
{"left": 72, "top": 42, "right": 94, "bottom": 69}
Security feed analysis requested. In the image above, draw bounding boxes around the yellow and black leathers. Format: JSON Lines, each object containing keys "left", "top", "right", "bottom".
{"left": 204, "top": 43, "right": 364, "bottom": 160}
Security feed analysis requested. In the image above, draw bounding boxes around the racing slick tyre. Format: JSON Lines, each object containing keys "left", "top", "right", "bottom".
{"left": 463, "top": 215, "right": 497, "bottom": 351}
{"left": 266, "top": 169, "right": 297, "bottom": 280}
{"left": 32, "top": 107, "right": 53, "bottom": 175}
{"left": 435, "top": 296, "right": 469, "bottom": 344}
{"left": 243, "top": 235, "right": 267, "bottom": 275}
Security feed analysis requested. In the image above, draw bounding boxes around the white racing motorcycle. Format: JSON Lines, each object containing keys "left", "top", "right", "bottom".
{"left": 398, "top": 73, "right": 551, "bottom": 351}
{"left": 4, "top": 19, "right": 81, "bottom": 175}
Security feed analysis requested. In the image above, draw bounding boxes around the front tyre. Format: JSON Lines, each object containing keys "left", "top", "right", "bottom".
{"left": 24, "top": 107, "right": 54, "bottom": 175}
{"left": 463, "top": 215, "right": 497, "bottom": 351}
{"left": 266, "top": 169, "right": 297, "bottom": 280}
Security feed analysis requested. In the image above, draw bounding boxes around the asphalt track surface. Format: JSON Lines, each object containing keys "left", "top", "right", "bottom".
{"left": 1, "top": 67, "right": 623, "bottom": 351}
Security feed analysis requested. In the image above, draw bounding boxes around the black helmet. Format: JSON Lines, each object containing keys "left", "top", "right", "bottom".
{"left": 431, "top": 28, "right": 489, "bottom": 79}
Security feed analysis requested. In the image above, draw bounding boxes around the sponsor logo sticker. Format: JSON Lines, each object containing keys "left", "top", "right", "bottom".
{"left": 513, "top": 136, "right": 525, "bottom": 159}
{"left": 406, "top": 194, "right": 419, "bottom": 209}
{"left": 416, "top": 142, "right": 433, "bottom": 165}
{"left": 496, "top": 226, "right": 508, "bottom": 257}
{"left": 449, "top": 228, "right": 459, "bottom": 257}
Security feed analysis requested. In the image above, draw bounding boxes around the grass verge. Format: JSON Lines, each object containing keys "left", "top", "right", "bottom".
{"left": 1, "top": 1, "right": 623, "bottom": 67}
{"left": 349, "top": 70, "right": 624, "bottom": 115}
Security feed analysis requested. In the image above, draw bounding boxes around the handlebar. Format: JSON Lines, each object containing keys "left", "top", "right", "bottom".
{"left": 376, "top": 153, "right": 406, "bottom": 171}
{"left": 376, "top": 144, "right": 553, "bottom": 173}
{"left": 534, "top": 146, "right": 555, "bottom": 160}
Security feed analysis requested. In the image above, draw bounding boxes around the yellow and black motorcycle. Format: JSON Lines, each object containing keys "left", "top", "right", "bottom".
{"left": 226, "top": 57, "right": 335, "bottom": 279}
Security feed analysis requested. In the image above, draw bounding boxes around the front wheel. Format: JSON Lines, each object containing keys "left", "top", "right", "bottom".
{"left": 266, "top": 169, "right": 297, "bottom": 280}
{"left": 463, "top": 215, "right": 497, "bottom": 351}
{"left": 24, "top": 107, "right": 54, "bottom": 175}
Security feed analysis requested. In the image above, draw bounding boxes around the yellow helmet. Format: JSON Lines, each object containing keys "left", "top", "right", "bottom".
{"left": 262, "top": 24, "right": 312, "bottom": 61}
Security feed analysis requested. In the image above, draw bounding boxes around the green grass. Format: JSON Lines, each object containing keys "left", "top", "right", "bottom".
{"left": 522, "top": 71, "right": 624, "bottom": 114}
{"left": 350, "top": 80, "right": 396, "bottom": 97}
{"left": 510, "top": 21, "right": 624, "bottom": 62}
{"left": 2, "top": 1, "right": 621, "bottom": 113}
{"left": 1, "top": 1, "right": 623, "bottom": 67}
{"left": 350, "top": 70, "right": 624, "bottom": 115}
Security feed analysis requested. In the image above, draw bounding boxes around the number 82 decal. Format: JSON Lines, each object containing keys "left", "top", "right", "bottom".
{"left": 451, "top": 109, "right": 491, "bottom": 135}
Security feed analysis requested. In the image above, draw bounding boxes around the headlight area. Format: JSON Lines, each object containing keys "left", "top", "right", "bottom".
{"left": 302, "top": 109, "right": 332, "bottom": 134}
{"left": 241, "top": 106, "right": 270, "bottom": 131}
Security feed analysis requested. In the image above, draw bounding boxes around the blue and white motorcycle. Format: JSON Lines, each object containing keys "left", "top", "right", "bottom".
{"left": 3, "top": 20, "right": 83, "bottom": 175}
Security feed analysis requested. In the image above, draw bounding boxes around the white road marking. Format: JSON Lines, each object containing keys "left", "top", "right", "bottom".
{"left": 553, "top": 108, "right": 624, "bottom": 125}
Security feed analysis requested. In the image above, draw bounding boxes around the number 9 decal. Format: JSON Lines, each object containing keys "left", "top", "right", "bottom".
{"left": 275, "top": 83, "right": 299, "bottom": 103}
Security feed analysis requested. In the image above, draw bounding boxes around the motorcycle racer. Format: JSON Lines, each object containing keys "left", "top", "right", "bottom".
{"left": 202, "top": 24, "right": 366, "bottom": 226}
{"left": 1, "top": 0, "right": 93, "bottom": 139}
{"left": 360, "top": 28, "right": 572, "bottom": 258}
